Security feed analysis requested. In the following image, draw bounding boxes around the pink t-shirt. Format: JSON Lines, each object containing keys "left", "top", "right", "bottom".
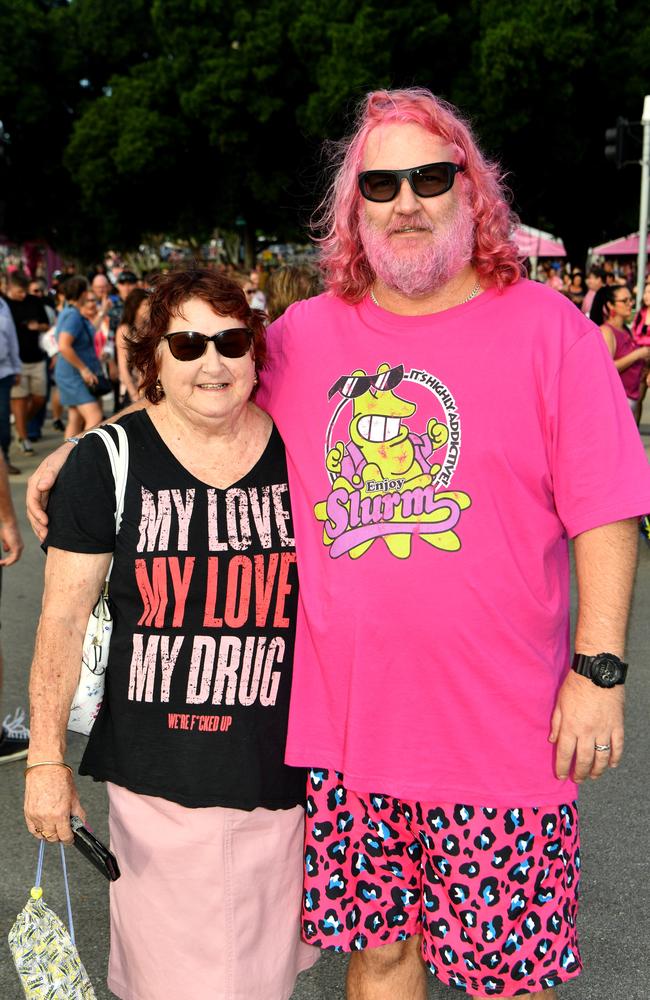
{"left": 257, "top": 279, "right": 650, "bottom": 807}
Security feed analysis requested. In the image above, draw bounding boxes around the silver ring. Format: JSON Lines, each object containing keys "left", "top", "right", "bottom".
{"left": 594, "top": 743, "right": 611, "bottom": 752}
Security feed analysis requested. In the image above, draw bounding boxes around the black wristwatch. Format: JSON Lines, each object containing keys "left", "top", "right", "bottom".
{"left": 571, "top": 652, "right": 628, "bottom": 688}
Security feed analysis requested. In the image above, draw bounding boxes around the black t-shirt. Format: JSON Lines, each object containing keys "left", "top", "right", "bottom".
{"left": 3, "top": 294, "right": 48, "bottom": 362}
{"left": 45, "top": 410, "right": 306, "bottom": 810}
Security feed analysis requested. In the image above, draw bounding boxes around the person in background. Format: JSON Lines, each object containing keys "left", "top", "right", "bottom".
{"left": 244, "top": 269, "right": 267, "bottom": 311}
{"left": 115, "top": 287, "right": 150, "bottom": 407}
{"left": 566, "top": 270, "right": 585, "bottom": 309}
{"left": 599, "top": 285, "right": 650, "bottom": 418}
{"left": 545, "top": 263, "right": 563, "bottom": 290}
{"left": 0, "top": 297, "right": 22, "bottom": 475}
{"left": 0, "top": 453, "right": 25, "bottom": 761}
{"left": 92, "top": 273, "right": 120, "bottom": 410}
{"left": 54, "top": 277, "right": 103, "bottom": 437}
{"left": 265, "top": 266, "right": 321, "bottom": 323}
{"left": 583, "top": 266, "right": 606, "bottom": 318}
{"left": 4, "top": 272, "right": 49, "bottom": 455}
{"left": 26, "top": 278, "right": 57, "bottom": 442}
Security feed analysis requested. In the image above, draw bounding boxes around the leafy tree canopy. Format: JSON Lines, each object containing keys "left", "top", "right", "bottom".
{"left": 0, "top": 0, "right": 645, "bottom": 262}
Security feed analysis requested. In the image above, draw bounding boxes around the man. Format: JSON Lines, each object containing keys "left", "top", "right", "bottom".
{"left": 26, "top": 278, "right": 58, "bottom": 441}
{"left": 254, "top": 89, "right": 650, "bottom": 1000}
{"left": 582, "top": 265, "right": 605, "bottom": 319}
{"left": 3, "top": 272, "right": 49, "bottom": 454}
{"left": 26, "top": 89, "right": 650, "bottom": 999}
{"left": 0, "top": 452, "right": 25, "bottom": 761}
{"left": 0, "top": 296, "right": 22, "bottom": 474}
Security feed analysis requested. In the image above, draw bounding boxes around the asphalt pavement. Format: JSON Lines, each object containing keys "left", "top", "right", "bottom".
{"left": 1, "top": 422, "right": 649, "bottom": 999}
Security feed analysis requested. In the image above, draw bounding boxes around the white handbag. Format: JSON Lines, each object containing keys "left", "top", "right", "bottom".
{"left": 67, "top": 424, "right": 129, "bottom": 736}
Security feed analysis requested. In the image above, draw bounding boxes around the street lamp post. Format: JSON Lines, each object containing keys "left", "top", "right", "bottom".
{"left": 636, "top": 96, "right": 650, "bottom": 311}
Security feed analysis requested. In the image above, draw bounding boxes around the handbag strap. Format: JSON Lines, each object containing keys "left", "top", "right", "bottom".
{"left": 85, "top": 423, "right": 130, "bottom": 582}
{"left": 34, "top": 840, "right": 76, "bottom": 944}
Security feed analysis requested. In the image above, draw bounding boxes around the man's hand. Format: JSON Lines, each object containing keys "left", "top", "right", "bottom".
{"left": 26, "top": 443, "right": 74, "bottom": 542}
{"left": 549, "top": 670, "right": 624, "bottom": 782}
{"left": 0, "top": 519, "right": 23, "bottom": 566}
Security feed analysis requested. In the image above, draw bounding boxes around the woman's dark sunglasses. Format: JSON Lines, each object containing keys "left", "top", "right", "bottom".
{"left": 162, "top": 329, "right": 253, "bottom": 361}
{"left": 358, "top": 162, "right": 464, "bottom": 203}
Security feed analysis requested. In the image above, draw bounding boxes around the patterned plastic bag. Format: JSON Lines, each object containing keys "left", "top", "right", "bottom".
{"left": 8, "top": 841, "right": 97, "bottom": 999}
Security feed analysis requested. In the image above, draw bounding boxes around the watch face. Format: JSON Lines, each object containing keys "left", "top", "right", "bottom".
{"left": 592, "top": 656, "right": 621, "bottom": 687}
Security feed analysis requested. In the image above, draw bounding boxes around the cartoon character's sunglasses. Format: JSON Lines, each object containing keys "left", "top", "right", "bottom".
{"left": 328, "top": 365, "right": 404, "bottom": 400}
{"left": 162, "top": 329, "right": 253, "bottom": 361}
{"left": 357, "top": 162, "right": 464, "bottom": 202}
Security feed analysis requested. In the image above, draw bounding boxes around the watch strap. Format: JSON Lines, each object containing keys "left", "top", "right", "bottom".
{"left": 572, "top": 652, "right": 628, "bottom": 683}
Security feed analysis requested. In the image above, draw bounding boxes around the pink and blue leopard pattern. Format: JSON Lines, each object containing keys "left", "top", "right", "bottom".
{"left": 302, "top": 769, "right": 582, "bottom": 996}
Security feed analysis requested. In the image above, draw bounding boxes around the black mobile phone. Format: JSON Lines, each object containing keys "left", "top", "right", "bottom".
{"left": 70, "top": 815, "right": 121, "bottom": 882}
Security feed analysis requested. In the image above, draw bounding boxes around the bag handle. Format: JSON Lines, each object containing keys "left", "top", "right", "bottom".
{"left": 85, "top": 424, "right": 130, "bottom": 582}
{"left": 34, "top": 840, "right": 76, "bottom": 944}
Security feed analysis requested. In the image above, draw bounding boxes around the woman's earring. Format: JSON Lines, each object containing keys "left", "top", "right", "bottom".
{"left": 155, "top": 378, "right": 165, "bottom": 400}
{"left": 253, "top": 373, "right": 258, "bottom": 386}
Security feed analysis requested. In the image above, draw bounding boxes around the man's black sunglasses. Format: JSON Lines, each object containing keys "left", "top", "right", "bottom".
{"left": 358, "top": 162, "right": 464, "bottom": 203}
{"left": 162, "top": 329, "right": 253, "bottom": 361}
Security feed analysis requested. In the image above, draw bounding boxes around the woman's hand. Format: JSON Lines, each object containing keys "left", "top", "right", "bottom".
{"left": 81, "top": 366, "right": 99, "bottom": 387}
{"left": 24, "top": 766, "right": 86, "bottom": 845}
{"left": 26, "top": 443, "right": 75, "bottom": 541}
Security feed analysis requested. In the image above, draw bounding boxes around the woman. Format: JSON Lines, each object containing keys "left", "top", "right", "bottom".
{"left": 600, "top": 284, "right": 650, "bottom": 418}
{"left": 632, "top": 279, "right": 650, "bottom": 345}
{"left": 115, "top": 287, "right": 149, "bottom": 407}
{"left": 24, "top": 269, "right": 317, "bottom": 1000}
{"left": 566, "top": 270, "right": 585, "bottom": 309}
{"left": 54, "top": 276, "right": 104, "bottom": 436}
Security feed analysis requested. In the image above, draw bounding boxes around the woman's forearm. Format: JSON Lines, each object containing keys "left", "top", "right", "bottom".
{"left": 28, "top": 613, "right": 86, "bottom": 760}
{"left": 28, "top": 550, "right": 111, "bottom": 760}
{"left": 614, "top": 350, "right": 643, "bottom": 373}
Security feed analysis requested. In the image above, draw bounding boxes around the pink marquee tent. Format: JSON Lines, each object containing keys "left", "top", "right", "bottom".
{"left": 513, "top": 224, "right": 566, "bottom": 258}
{"left": 590, "top": 232, "right": 650, "bottom": 256}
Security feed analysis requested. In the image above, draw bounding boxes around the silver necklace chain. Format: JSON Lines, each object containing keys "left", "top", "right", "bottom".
{"left": 370, "top": 280, "right": 482, "bottom": 309}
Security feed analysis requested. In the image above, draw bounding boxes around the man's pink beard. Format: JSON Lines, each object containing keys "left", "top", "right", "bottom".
{"left": 359, "top": 200, "right": 475, "bottom": 297}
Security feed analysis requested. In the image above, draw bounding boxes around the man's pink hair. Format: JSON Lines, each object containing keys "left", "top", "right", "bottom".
{"left": 315, "top": 88, "right": 524, "bottom": 301}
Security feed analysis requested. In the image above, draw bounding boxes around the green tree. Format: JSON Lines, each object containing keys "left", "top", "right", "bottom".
{"left": 0, "top": 0, "right": 646, "bottom": 262}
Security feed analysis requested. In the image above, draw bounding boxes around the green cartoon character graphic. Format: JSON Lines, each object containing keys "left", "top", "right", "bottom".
{"left": 314, "top": 363, "right": 472, "bottom": 559}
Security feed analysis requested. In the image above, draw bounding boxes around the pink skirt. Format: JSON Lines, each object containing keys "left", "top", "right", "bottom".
{"left": 106, "top": 782, "right": 318, "bottom": 1000}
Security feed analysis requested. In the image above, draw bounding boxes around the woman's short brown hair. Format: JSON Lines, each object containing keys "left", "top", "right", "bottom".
{"left": 126, "top": 268, "right": 267, "bottom": 403}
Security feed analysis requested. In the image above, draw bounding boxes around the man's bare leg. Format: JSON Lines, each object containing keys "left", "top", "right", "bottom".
{"left": 472, "top": 991, "right": 556, "bottom": 999}
{"left": 347, "top": 936, "right": 426, "bottom": 1000}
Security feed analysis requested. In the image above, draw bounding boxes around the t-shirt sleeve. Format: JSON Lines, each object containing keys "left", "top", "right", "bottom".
{"left": 549, "top": 324, "right": 650, "bottom": 537}
{"left": 256, "top": 313, "right": 286, "bottom": 416}
{"left": 45, "top": 432, "right": 117, "bottom": 553}
{"left": 56, "top": 309, "right": 84, "bottom": 344}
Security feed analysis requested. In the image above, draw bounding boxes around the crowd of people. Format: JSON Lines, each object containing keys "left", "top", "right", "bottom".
{"left": 0, "top": 85, "right": 649, "bottom": 1000}
{"left": 0, "top": 262, "right": 321, "bottom": 476}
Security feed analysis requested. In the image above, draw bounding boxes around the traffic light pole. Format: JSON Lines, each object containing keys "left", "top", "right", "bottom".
{"left": 636, "top": 95, "right": 650, "bottom": 311}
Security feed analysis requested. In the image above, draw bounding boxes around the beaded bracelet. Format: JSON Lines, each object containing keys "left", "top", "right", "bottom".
{"left": 25, "top": 761, "right": 73, "bottom": 776}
